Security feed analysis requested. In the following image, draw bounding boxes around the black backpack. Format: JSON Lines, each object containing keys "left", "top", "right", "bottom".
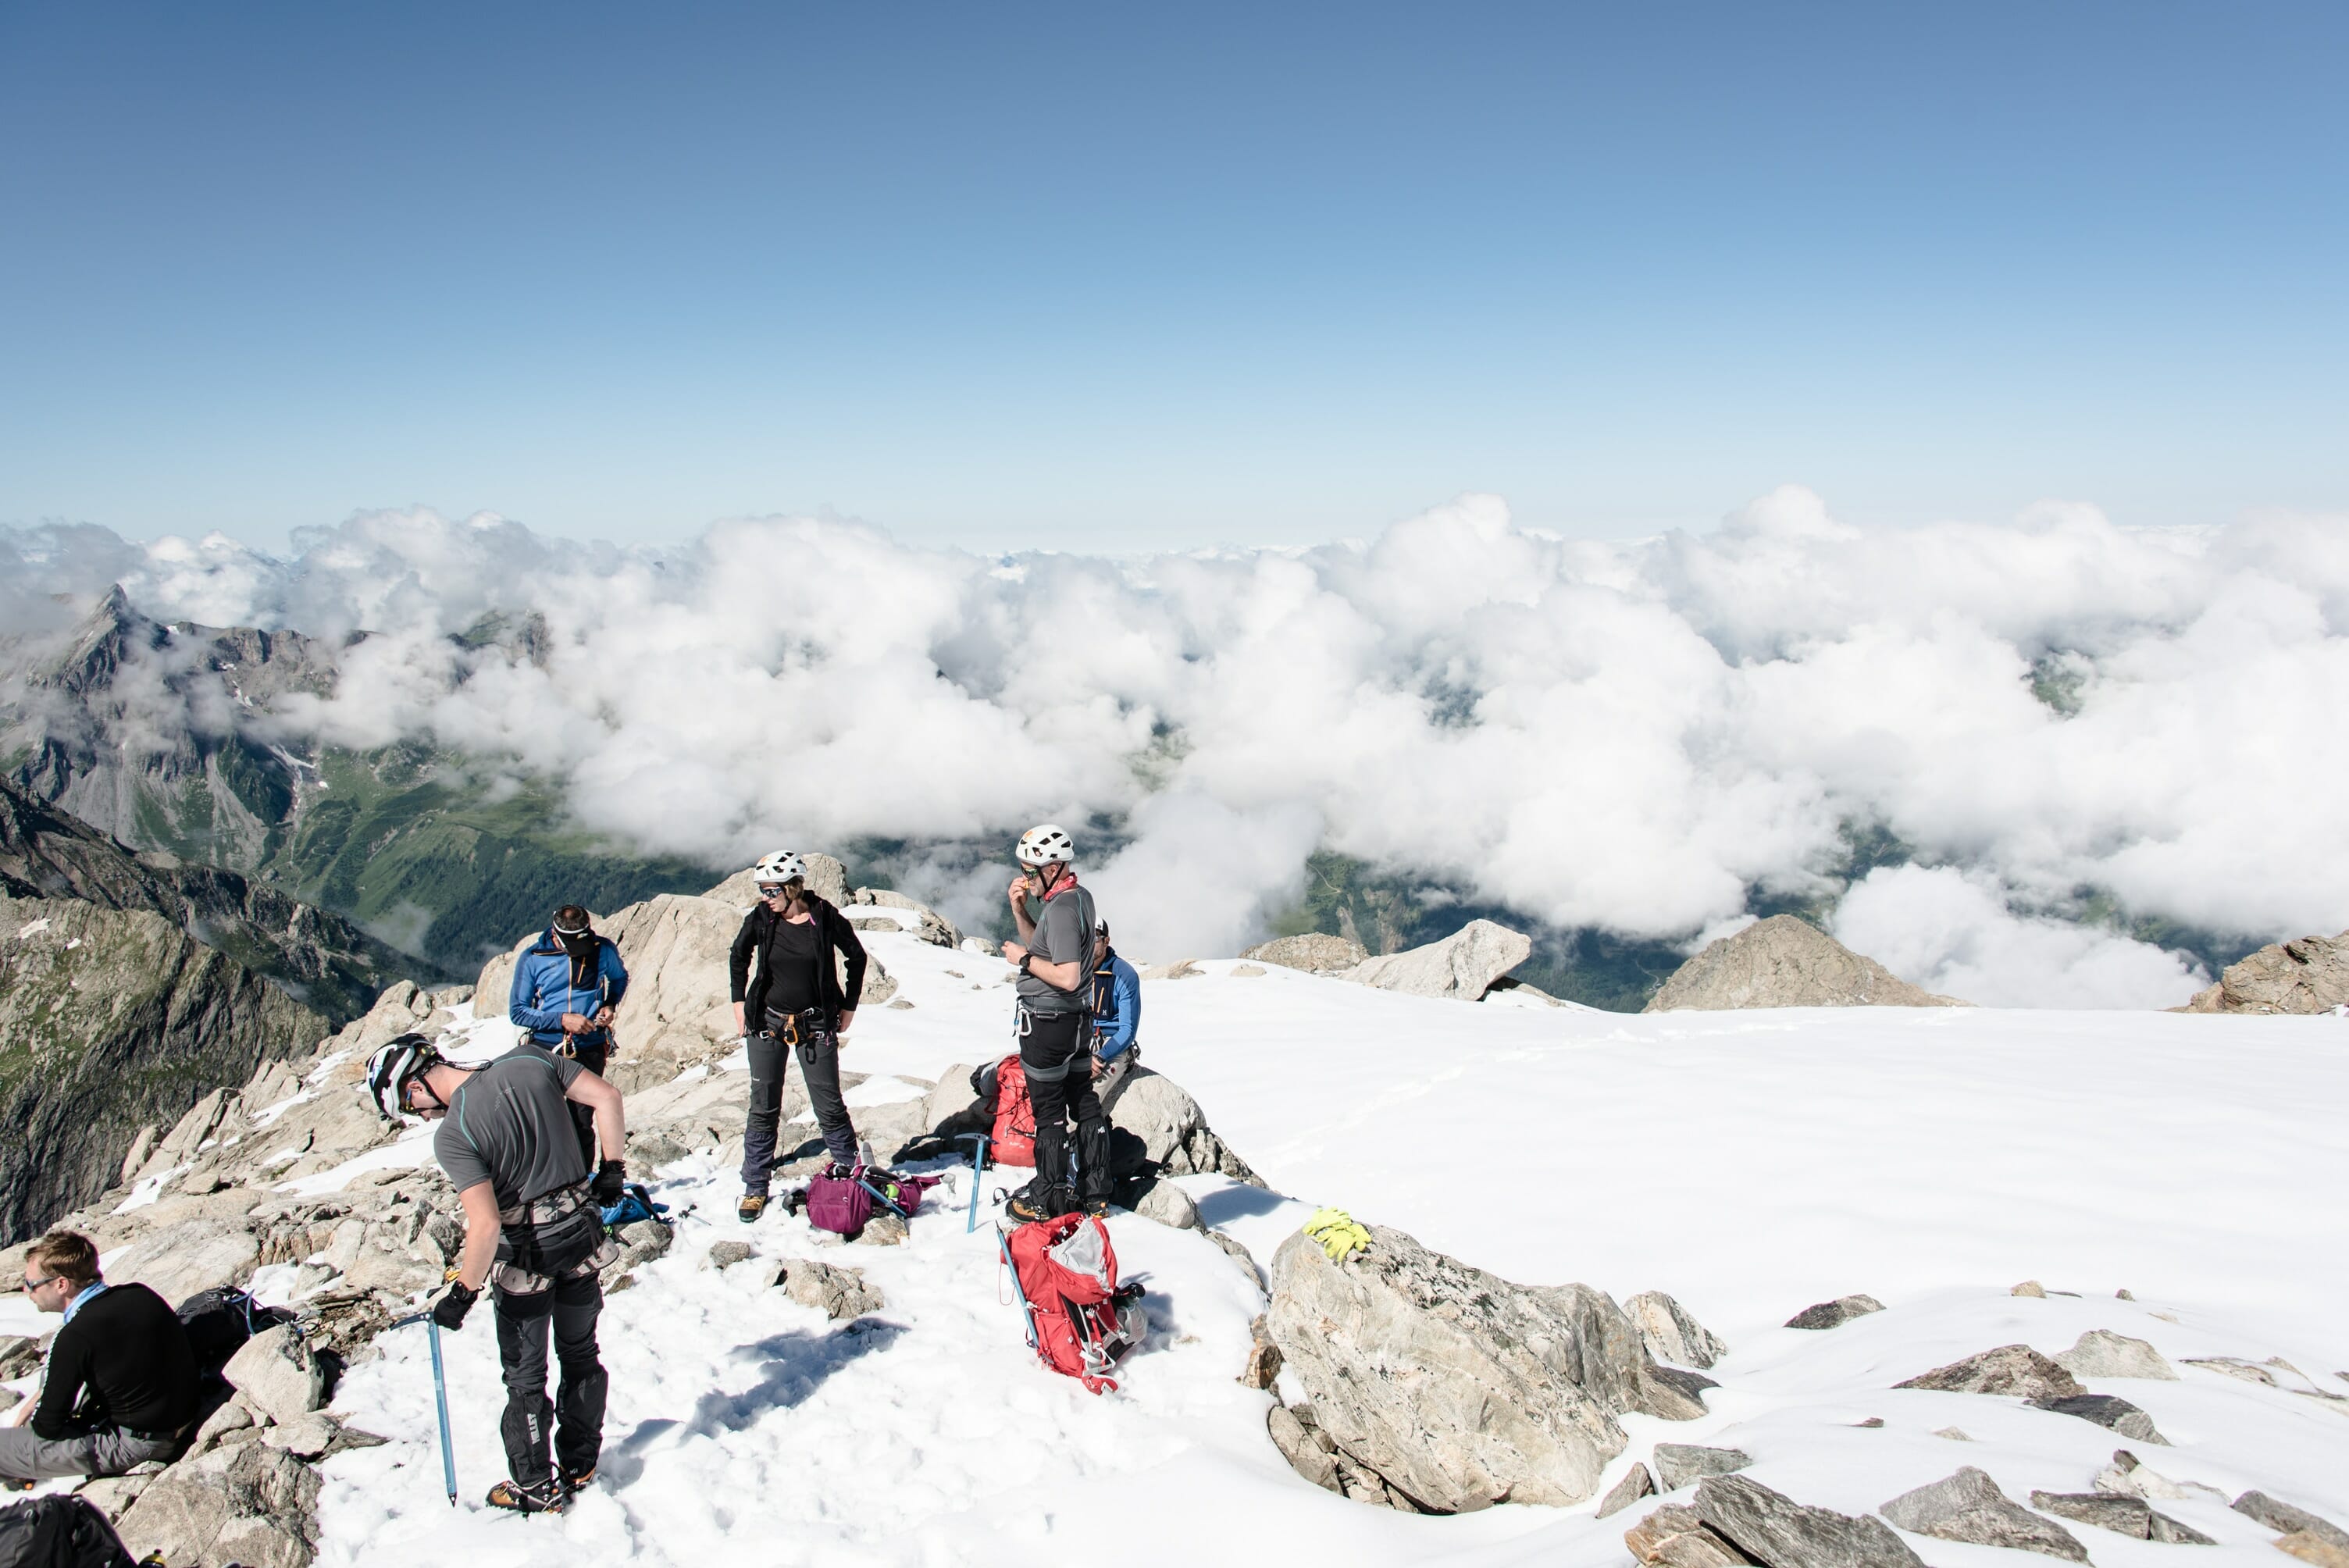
{"left": 0, "top": 1496, "right": 134, "bottom": 1568}
{"left": 175, "top": 1286, "right": 292, "bottom": 1376}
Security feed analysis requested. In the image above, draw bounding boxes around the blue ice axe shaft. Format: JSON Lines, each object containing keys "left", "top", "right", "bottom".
{"left": 393, "top": 1310, "right": 459, "bottom": 1507}
{"left": 996, "top": 1228, "right": 1038, "bottom": 1349}
{"left": 958, "top": 1132, "right": 990, "bottom": 1233}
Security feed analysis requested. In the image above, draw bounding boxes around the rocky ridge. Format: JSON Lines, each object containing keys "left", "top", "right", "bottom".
{"left": 0, "top": 864, "right": 1264, "bottom": 1564}
{"left": 2181, "top": 928, "right": 2349, "bottom": 1014}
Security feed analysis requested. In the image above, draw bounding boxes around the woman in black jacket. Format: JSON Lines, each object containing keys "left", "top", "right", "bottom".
{"left": 727, "top": 852, "right": 869, "bottom": 1221}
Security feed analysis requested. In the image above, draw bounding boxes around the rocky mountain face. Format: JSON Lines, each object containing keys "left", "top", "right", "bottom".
{"left": 0, "top": 776, "right": 401, "bottom": 1023}
{"left": 0, "top": 895, "right": 327, "bottom": 1245}
{"left": 2180, "top": 928, "right": 2349, "bottom": 1014}
{"left": 1643, "top": 914, "right": 1968, "bottom": 1011}
{"left": 2, "top": 589, "right": 721, "bottom": 977}
{"left": 3, "top": 586, "right": 337, "bottom": 869}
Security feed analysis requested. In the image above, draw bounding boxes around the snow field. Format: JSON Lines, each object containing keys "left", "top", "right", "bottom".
{"left": 291, "top": 927, "right": 2349, "bottom": 1563}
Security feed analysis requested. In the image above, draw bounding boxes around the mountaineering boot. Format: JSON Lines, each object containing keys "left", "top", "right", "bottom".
{"left": 563, "top": 1463, "right": 597, "bottom": 1494}
{"left": 487, "top": 1477, "right": 569, "bottom": 1513}
{"left": 1082, "top": 1196, "right": 1112, "bottom": 1219}
{"left": 1005, "top": 1182, "right": 1050, "bottom": 1224}
{"left": 737, "top": 1192, "right": 767, "bottom": 1223}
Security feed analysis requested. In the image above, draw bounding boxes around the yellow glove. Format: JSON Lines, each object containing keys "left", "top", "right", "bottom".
{"left": 1302, "top": 1206, "right": 1372, "bottom": 1263}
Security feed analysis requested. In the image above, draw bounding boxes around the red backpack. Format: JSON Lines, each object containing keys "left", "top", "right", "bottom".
{"left": 1000, "top": 1213, "right": 1148, "bottom": 1394}
{"left": 989, "top": 1052, "right": 1037, "bottom": 1167}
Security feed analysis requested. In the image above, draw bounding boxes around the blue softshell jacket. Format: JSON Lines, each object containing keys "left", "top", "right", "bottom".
{"left": 1091, "top": 947, "right": 1141, "bottom": 1061}
{"left": 510, "top": 929, "right": 630, "bottom": 1049}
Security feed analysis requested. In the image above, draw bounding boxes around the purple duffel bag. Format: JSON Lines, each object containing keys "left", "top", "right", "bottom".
{"left": 805, "top": 1172, "right": 874, "bottom": 1235}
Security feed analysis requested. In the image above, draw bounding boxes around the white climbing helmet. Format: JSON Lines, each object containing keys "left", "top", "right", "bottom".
{"left": 752, "top": 850, "right": 807, "bottom": 886}
{"left": 365, "top": 1033, "right": 444, "bottom": 1122}
{"left": 1015, "top": 824, "right": 1075, "bottom": 866}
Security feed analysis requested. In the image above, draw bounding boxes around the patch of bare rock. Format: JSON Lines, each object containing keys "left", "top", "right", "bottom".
{"left": 1644, "top": 914, "right": 1967, "bottom": 1011}
{"left": 2181, "top": 928, "right": 2349, "bottom": 1014}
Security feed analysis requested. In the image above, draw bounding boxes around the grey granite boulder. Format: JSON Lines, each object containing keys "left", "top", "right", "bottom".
{"left": 2033, "top": 1491, "right": 2215, "bottom": 1543}
{"left": 2033, "top": 1392, "right": 2167, "bottom": 1443}
{"left": 1654, "top": 1445, "right": 1752, "bottom": 1492}
{"left": 1240, "top": 933, "right": 1371, "bottom": 975}
{"left": 1264, "top": 1222, "right": 1700, "bottom": 1511}
{"left": 1104, "top": 1067, "right": 1259, "bottom": 1183}
{"left": 220, "top": 1324, "right": 326, "bottom": 1427}
{"left": 1784, "top": 1295, "right": 1884, "bottom": 1330}
{"left": 2183, "top": 928, "right": 2349, "bottom": 1013}
{"left": 1629, "top": 1291, "right": 1729, "bottom": 1369}
{"left": 1880, "top": 1466, "right": 2087, "bottom": 1561}
{"left": 1697, "top": 1474, "right": 1925, "bottom": 1567}
{"left": 2235, "top": 1492, "right": 2349, "bottom": 1552}
{"left": 116, "top": 1438, "right": 320, "bottom": 1568}
{"left": 1343, "top": 919, "right": 1530, "bottom": 1001}
{"left": 1895, "top": 1344, "right": 2085, "bottom": 1403}
{"left": 777, "top": 1258, "right": 885, "bottom": 1320}
{"left": 1599, "top": 1463, "right": 1657, "bottom": 1518}
{"left": 2054, "top": 1328, "right": 2177, "bottom": 1380}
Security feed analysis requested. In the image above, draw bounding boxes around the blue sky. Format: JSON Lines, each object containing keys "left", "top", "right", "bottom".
{"left": 2, "top": 2, "right": 2343, "bottom": 552}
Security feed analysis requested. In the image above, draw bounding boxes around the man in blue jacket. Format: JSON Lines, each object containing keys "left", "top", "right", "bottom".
{"left": 1090, "top": 920, "right": 1142, "bottom": 1099}
{"left": 510, "top": 904, "right": 629, "bottom": 1163}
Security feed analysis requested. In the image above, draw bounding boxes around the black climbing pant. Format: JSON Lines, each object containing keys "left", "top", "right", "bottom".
{"left": 494, "top": 1269, "right": 607, "bottom": 1489}
{"left": 741, "top": 1009, "right": 857, "bottom": 1191}
{"left": 1021, "top": 1007, "right": 1110, "bottom": 1204}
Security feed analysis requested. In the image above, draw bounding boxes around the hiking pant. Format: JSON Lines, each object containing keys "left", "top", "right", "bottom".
{"left": 494, "top": 1268, "right": 607, "bottom": 1490}
{"left": 741, "top": 1009, "right": 857, "bottom": 1191}
{"left": 1023, "top": 1009, "right": 1110, "bottom": 1203}
{"left": 524, "top": 1032, "right": 609, "bottom": 1169}
{"left": 0, "top": 1424, "right": 176, "bottom": 1481}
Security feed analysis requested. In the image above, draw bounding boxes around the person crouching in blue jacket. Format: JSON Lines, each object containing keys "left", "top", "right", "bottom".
{"left": 1090, "top": 921, "right": 1142, "bottom": 1099}
{"left": 511, "top": 904, "right": 630, "bottom": 1164}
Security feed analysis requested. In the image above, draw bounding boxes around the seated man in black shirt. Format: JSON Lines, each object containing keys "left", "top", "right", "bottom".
{"left": 0, "top": 1230, "right": 198, "bottom": 1482}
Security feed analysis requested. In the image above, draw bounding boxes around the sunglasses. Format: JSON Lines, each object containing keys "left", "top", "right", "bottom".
{"left": 20, "top": 1273, "right": 56, "bottom": 1293}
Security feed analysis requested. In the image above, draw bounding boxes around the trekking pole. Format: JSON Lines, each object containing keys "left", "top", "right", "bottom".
{"left": 957, "top": 1132, "right": 990, "bottom": 1234}
{"left": 393, "top": 1310, "right": 459, "bottom": 1507}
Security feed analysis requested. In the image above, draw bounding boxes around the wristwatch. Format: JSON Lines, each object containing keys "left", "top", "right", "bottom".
{"left": 1018, "top": 953, "right": 1034, "bottom": 975}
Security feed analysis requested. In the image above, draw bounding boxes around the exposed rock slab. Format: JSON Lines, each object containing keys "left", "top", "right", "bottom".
{"left": 1653, "top": 1444, "right": 1751, "bottom": 1492}
{"left": 1695, "top": 1474, "right": 1925, "bottom": 1568}
{"left": 1645, "top": 915, "right": 1964, "bottom": 1011}
{"left": 1880, "top": 1466, "right": 2087, "bottom": 1561}
{"left": 1895, "top": 1344, "right": 2086, "bottom": 1402}
{"left": 1599, "top": 1463, "right": 1657, "bottom": 1518}
{"left": 1784, "top": 1294, "right": 1884, "bottom": 1330}
{"left": 2183, "top": 929, "right": 2349, "bottom": 1014}
{"left": 116, "top": 1437, "right": 321, "bottom": 1568}
{"left": 2236, "top": 1492, "right": 2349, "bottom": 1553}
{"left": 1629, "top": 1291, "right": 1728, "bottom": 1369}
{"left": 1240, "top": 932, "right": 1370, "bottom": 975}
{"left": 1264, "top": 1221, "right": 1700, "bottom": 1512}
{"left": 2055, "top": 1328, "right": 2178, "bottom": 1380}
{"left": 2035, "top": 1392, "right": 2167, "bottom": 1442}
{"left": 2031, "top": 1491, "right": 2215, "bottom": 1543}
{"left": 1342, "top": 919, "right": 1530, "bottom": 1001}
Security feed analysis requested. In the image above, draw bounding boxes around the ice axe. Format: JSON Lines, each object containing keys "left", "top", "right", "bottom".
{"left": 391, "top": 1310, "right": 459, "bottom": 1507}
{"left": 957, "top": 1132, "right": 991, "bottom": 1233}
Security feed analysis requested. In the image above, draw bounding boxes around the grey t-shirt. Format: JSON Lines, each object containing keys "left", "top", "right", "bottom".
{"left": 1017, "top": 882, "right": 1096, "bottom": 1014}
{"left": 433, "top": 1047, "right": 590, "bottom": 1209}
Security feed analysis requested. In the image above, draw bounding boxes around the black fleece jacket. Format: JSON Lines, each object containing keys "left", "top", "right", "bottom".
{"left": 728, "top": 893, "right": 868, "bottom": 1023}
{"left": 33, "top": 1283, "right": 200, "bottom": 1440}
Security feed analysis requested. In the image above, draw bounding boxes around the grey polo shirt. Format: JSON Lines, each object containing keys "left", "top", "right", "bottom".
{"left": 433, "top": 1047, "right": 590, "bottom": 1209}
{"left": 1016, "top": 882, "right": 1096, "bottom": 1015}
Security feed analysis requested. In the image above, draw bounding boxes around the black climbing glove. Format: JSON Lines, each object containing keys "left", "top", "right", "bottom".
{"left": 593, "top": 1159, "right": 627, "bottom": 1206}
{"left": 432, "top": 1279, "right": 477, "bottom": 1330}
